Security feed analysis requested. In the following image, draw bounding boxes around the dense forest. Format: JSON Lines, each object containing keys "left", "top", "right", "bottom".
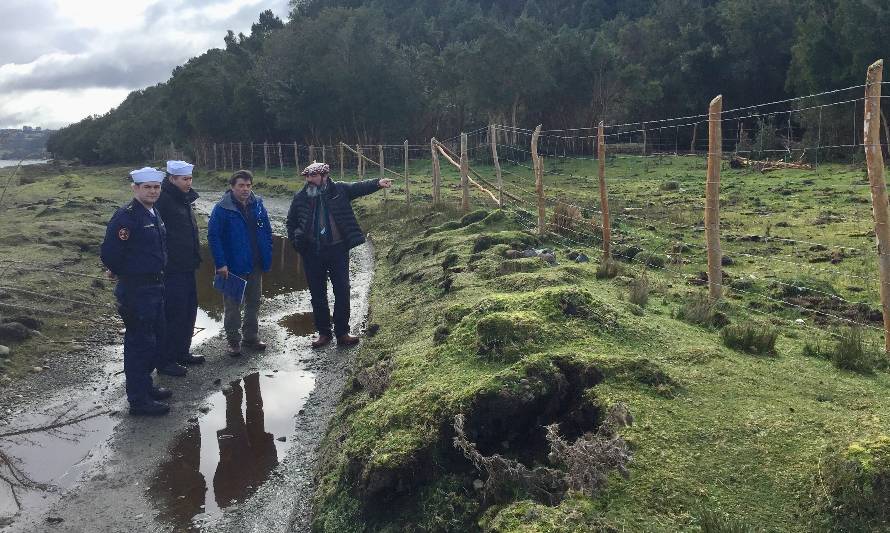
{"left": 47, "top": 0, "right": 890, "bottom": 164}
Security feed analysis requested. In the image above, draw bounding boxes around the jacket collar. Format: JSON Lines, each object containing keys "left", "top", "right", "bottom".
{"left": 161, "top": 177, "right": 199, "bottom": 203}
{"left": 219, "top": 189, "right": 257, "bottom": 212}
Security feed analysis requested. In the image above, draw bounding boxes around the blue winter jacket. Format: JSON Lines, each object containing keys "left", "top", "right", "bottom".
{"left": 207, "top": 190, "right": 273, "bottom": 276}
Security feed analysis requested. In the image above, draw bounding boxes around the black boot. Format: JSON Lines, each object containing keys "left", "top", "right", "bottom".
{"left": 129, "top": 400, "right": 170, "bottom": 416}
{"left": 157, "top": 362, "right": 187, "bottom": 377}
{"left": 177, "top": 353, "right": 206, "bottom": 365}
{"left": 150, "top": 386, "right": 172, "bottom": 400}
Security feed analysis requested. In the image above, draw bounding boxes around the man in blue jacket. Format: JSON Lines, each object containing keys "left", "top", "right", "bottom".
{"left": 285, "top": 162, "right": 391, "bottom": 348}
{"left": 207, "top": 170, "right": 273, "bottom": 356}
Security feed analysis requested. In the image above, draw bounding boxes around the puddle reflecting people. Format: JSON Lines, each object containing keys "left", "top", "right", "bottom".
{"left": 285, "top": 162, "right": 392, "bottom": 348}
{"left": 151, "top": 422, "right": 206, "bottom": 523}
{"left": 155, "top": 160, "right": 205, "bottom": 377}
{"left": 208, "top": 170, "right": 273, "bottom": 356}
{"left": 100, "top": 167, "right": 173, "bottom": 416}
{"left": 214, "top": 373, "right": 278, "bottom": 507}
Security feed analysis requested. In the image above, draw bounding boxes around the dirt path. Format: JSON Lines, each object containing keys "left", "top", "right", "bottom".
{"left": 0, "top": 193, "right": 371, "bottom": 532}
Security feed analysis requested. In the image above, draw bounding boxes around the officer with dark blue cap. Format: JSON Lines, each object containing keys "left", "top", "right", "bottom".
{"left": 100, "top": 167, "right": 172, "bottom": 416}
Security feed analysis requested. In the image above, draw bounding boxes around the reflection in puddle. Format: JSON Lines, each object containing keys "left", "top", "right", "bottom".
{"left": 0, "top": 400, "right": 117, "bottom": 522}
{"left": 277, "top": 312, "right": 316, "bottom": 337}
{"left": 151, "top": 370, "right": 315, "bottom": 527}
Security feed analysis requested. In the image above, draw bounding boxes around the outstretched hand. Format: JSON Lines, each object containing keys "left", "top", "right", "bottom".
{"left": 379, "top": 178, "right": 393, "bottom": 189}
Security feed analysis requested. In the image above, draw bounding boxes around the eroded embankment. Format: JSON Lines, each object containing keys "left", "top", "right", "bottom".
{"left": 311, "top": 207, "right": 681, "bottom": 532}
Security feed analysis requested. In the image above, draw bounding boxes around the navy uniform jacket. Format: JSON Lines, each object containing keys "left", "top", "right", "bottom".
{"left": 101, "top": 199, "right": 168, "bottom": 276}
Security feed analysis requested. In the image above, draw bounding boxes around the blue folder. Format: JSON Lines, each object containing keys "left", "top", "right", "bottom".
{"left": 213, "top": 273, "right": 247, "bottom": 304}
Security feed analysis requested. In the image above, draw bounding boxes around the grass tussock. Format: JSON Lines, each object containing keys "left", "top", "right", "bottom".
{"left": 720, "top": 321, "right": 779, "bottom": 355}
{"left": 627, "top": 271, "right": 649, "bottom": 308}
{"left": 676, "top": 292, "right": 727, "bottom": 328}
{"left": 802, "top": 327, "right": 886, "bottom": 373}
{"left": 595, "top": 258, "right": 620, "bottom": 279}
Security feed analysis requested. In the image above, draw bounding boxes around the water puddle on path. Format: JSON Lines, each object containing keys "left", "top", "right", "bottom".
{"left": 277, "top": 312, "right": 316, "bottom": 337}
{"left": 150, "top": 369, "right": 315, "bottom": 529}
{"left": 194, "top": 235, "right": 306, "bottom": 343}
{"left": 0, "top": 396, "right": 118, "bottom": 523}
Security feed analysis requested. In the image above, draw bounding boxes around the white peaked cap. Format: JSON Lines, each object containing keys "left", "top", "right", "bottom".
{"left": 166, "top": 160, "right": 194, "bottom": 176}
{"left": 129, "top": 167, "right": 165, "bottom": 184}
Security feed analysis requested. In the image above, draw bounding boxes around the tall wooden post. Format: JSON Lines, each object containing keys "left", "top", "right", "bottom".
{"left": 642, "top": 123, "right": 648, "bottom": 172}
{"left": 263, "top": 142, "right": 269, "bottom": 176}
{"left": 431, "top": 138, "right": 441, "bottom": 206}
{"left": 213, "top": 143, "right": 218, "bottom": 170}
{"left": 404, "top": 140, "right": 410, "bottom": 208}
{"left": 294, "top": 142, "right": 299, "bottom": 172}
{"left": 230, "top": 142, "right": 235, "bottom": 170}
{"left": 489, "top": 125, "right": 503, "bottom": 207}
{"left": 355, "top": 145, "right": 362, "bottom": 177}
{"left": 309, "top": 145, "right": 315, "bottom": 162}
{"left": 598, "top": 122, "right": 611, "bottom": 260}
{"left": 706, "top": 96, "right": 723, "bottom": 301}
{"left": 531, "top": 125, "right": 545, "bottom": 235}
{"left": 358, "top": 146, "right": 365, "bottom": 178}
{"left": 339, "top": 143, "right": 344, "bottom": 180}
{"left": 864, "top": 59, "right": 890, "bottom": 353}
{"left": 278, "top": 142, "right": 284, "bottom": 174}
{"left": 379, "top": 144, "right": 386, "bottom": 203}
{"left": 322, "top": 145, "right": 326, "bottom": 163}
{"left": 250, "top": 142, "right": 254, "bottom": 171}
{"left": 460, "top": 134, "right": 469, "bottom": 213}
{"left": 238, "top": 142, "right": 243, "bottom": 169}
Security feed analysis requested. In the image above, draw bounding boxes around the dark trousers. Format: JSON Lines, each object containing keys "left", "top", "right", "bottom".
{"left": 115, "top": 281, "right": 164, "bottom": 405}
{"left": 301, "top": 243, "right": 350, "bottom": 338}
{"left": 161, "top": 271, "right": 198, "bottom": 365}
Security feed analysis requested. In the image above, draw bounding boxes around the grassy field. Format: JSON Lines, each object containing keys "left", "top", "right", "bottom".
{"left": 309, "top": 152, "right": 890, "bottom": 532}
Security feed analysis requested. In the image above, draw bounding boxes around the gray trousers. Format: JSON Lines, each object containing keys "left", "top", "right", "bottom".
{"left": 224, "top": 270, "right": 262, "bottom": 344}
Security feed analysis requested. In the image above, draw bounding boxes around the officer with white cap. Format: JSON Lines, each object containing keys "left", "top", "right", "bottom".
{"left": 154, "top": 160, "right": 204, "bottom": 376}
{"left": 100, "top": 167, "right": 172, "bottom": 416}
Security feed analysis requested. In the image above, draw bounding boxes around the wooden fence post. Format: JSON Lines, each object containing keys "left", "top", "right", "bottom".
{"left": 294, "top": 142, "right": 299, "bottom": 172}
{"left": 238, "top": 142, "right": 243, "bottom": 169}
{"left": 706, "top": 95, "right": 723, "bottom": 301}
{"left": 379, "top": 145, "right": 386, "bottom": 203}
{"left": 598, "top": 121, "right": 611, "bottom": 260}
{"left": 642, "top": 123, "right": 648, "bottom": 172}
{"left": 531, "top": 125, "right": 545, "bottom": 235}
{"left": 263, "top": 142, "right": 269, "bottom": 176}
{"left": 322, "top": 145, "right": 326, "bottom": 163}
{"left": 864, "top": 59, "right": 890, "bottom": 353}
{"left": 359, "top": 146, "right": 365, "bottom": 178}
{"left": 309, "top": 145, "right": 315, "bottom": 163}
{"left": 213, "top": 143, "right": 218, "bottom": 170}
{"left": 230, "top": 142, "right": 235, "bottom": 170}
{"left": 339, "top": 144, "right": 344, "bottom": 179}
{"left": 278, "top": 142, "right": 284, "bottom": 174}
{"left": 489, "top": 125, "right": 503, "bottom": 207}
{"left": 431, "top": 138, "right": 441, "bottom": 206}
{"left": 404, "top": 140, "right": 410, "bottom": 208}
{"left": 460, "top": 134, "right": 469, "bottom": 213}
{"left": 250, "top": 142, "right": 254, "bottom": 171}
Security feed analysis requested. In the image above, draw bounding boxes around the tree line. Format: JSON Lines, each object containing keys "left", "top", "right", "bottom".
{"left": 47, "top": 0, "right": 890, "bottom": 164}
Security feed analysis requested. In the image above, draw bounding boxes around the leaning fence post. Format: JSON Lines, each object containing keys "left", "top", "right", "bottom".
{"left": 460, "top": 134, "right": 469, "bottom": 213}
{"left": 379, "top": 144, "right": 386, "bottom": 203}
{"left": 531, "top": 125, "right": 545, "bottom": 235}
{"left": 489, "top": 125, "right": 504, "bottom": 207}
{"left": 598, "top": 121, "right": 611, "bottom": 260}
{"left": 864, "top": 59, "right": 890, "bottom": 353}
{"left": 431, "top": 137, "right": 441, "bottom": 207}
{"left": 706, "top": 95, "right": 723, "bottom": 301}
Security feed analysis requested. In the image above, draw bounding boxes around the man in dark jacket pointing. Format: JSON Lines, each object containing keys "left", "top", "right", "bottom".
{"left": 286, "top": 162, "right": 391, "bottom": 348}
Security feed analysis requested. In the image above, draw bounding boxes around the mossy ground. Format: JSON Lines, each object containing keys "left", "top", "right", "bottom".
{"left": 311, "top": 153, "right": 890, "bottom": 531}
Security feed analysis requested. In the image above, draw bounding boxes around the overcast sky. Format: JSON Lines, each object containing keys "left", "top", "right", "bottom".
{"left": 0, "top": 0, "right": 289, "bottom": 130}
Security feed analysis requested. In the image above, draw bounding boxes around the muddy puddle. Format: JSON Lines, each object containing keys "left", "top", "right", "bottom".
{"left": 0, "top": 397, "right": 118, "bottom": 523}
{"left": 150, "top": 369, "right": 314, "bottom": 529}
{"left": 193, "top": 235, "right": 306, "bottom": 343}
{"left": 277, "top": 312, "right": 316, "bottom": 337}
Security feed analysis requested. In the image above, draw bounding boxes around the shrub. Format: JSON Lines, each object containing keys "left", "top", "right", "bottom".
{"left": 720, "top": 321, "right": 778, "bottom": 355}
{"left": 628, "top": 271, "right": 649, "bottom": 308}
{"left": 634, "top": 251, "right": 666, "bottom": 269}
{"left": 659, "top": 180, "right": 679, "bottom": 191}
{"left": 595, "top": 259, "right": 619, "bottom": 279}
{"left": 676, "top": 292, "right": 724, "bottom": 327}
{"left": 802, "top": 328, "right": 884, "bottom": 373}
{"left": 550, "top": 202, "right": 583, "bottom": 235}
{"left": 811, "top": 436, "right": 890, "bottom": 531}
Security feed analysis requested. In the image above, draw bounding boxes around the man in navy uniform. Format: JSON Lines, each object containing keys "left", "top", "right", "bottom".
{"left": 100, "top": 167, "right": 172, "bottom": 416}
{"left": 285, "top": 162, "right": 391, "bottom": 348}
{"left": 154, "top": 160, "right": 205, "bottom": 376}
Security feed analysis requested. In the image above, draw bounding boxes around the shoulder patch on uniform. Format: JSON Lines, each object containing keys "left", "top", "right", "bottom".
{"left": 118, "top": 227, "right": 130, "bottom": 241}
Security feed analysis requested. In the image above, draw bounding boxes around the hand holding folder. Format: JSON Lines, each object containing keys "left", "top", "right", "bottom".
{"left": 213, "top": 272, "right": 247, "bottom": 303}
